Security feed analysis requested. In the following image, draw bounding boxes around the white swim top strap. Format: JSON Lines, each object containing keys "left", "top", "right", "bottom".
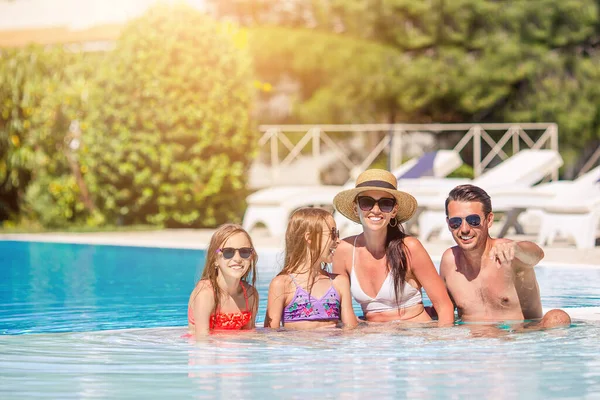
{"left": 351, "top": 235, "right": 359, "bottom": 272}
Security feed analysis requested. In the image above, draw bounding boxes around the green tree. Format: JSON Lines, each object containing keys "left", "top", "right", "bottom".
{"left": 213, "top": 0, "right": 600, "bottom": 172}
{"left": 84, "top": 4, "right": 255, "bottom": 227}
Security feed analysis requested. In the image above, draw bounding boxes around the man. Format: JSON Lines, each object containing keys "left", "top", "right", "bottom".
{"left": 439, "top": 184, "right": 571, "bottom": 328}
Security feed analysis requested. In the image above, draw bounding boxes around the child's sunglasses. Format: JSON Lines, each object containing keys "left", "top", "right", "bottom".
{"left": 217, "top": 247, "right": 254, "bottom": 259}
{"left": 447, "top": 214, "right": 482, "bottom": 230}
{"left": 357, "top": 196, "right": 396, "bottom": 213}
{"left": 329, "top": 227, "right": 340, "bottom": 241}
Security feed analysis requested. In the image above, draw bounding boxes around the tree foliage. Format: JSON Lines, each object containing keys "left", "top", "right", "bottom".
{"left": 83, "top": 4, "right": 255, "bottom": 227}
{"left": 25, "top": 50, "right": 103, "bottom": 227}
{"left": 214, "top": 0, "right": 600, "bottom": 165}
{"left": 0, "top": 47, "right": 48, "bottom": 221}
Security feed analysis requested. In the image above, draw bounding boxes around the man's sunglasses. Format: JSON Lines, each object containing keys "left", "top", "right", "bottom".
{"left": 217, "top": 247, "right": 254, "bottom": 259}
{"left": 447, "top": 214, "right": 482, "bottom": 230}
{"left": 357, "top": 196, "right": 396, "bottom": 213}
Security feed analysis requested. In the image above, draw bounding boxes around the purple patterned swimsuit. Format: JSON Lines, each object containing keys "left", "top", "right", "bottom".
{"left": 283, "top": 275, "right": 341, "bottom": 322}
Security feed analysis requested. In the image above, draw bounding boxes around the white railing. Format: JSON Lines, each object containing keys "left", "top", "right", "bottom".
{"left": 257, "top": 123, "right": 559, "bottom": 184}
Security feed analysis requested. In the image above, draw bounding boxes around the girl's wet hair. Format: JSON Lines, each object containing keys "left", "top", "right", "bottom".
{"left": 198, "top": 223, "right": 257, "bottom": 314}
{"left": 279, "top": 207, "right": 334, "bottom": 293}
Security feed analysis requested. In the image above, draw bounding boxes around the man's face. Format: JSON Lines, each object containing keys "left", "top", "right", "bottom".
{"left": 446, "top": 201, "right": 492, "bottom": 251}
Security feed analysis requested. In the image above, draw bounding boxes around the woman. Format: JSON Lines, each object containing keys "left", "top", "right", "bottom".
{"left": 332, "top": 169, "right": 454, "bottom": 326}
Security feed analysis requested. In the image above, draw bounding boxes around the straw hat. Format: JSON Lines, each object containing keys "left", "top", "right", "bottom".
{"left": 333, "top": 169, "right": 418, "bottom": 224}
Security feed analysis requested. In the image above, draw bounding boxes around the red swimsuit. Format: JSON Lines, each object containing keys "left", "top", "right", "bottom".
{"left": 188, "top": 283, "right": 252, "bottom": 331}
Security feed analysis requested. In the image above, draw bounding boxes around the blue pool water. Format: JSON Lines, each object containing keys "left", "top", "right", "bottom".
{"left": 1, "top": 241, "right": 600, "bottom": 398}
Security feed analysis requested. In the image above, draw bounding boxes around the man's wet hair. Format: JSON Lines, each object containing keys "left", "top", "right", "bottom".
{"left": 445, "top": 184, "right": 492, "bottom": 216}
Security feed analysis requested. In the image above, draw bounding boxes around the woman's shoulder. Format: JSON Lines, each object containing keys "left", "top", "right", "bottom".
{"left": 329, "top": 271, "right": 350, "bottom": 286}
{"left": 403, "top": 235, "right": 426, "bottom": 251}
{"left": 337, "top": 234, "right": 360, "bottom": 253}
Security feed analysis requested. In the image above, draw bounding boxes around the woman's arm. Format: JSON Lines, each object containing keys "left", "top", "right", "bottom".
{"left": 192, "top": 284, "right": 216, "bottom": 339}
{"left": 405, "top": 237, "right": 455, "bottom": 326}
{"left": 263, "top": 275, "right": 288, "bottom": 328}
{"left": 333, "top": 274, "right": 358, "bottom": 328}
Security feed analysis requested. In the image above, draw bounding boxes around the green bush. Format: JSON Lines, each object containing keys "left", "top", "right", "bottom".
{"left": 84, "top": 4, "right": 255, "bottom": 227}
{"left": 24, "top": 50, "right": 104, "bottom": 228}
{"left": 0, "top": 46, "right": 47, "bottom": 221}
{"left": 447, "top": 164, "right": 475, "bottom": 179}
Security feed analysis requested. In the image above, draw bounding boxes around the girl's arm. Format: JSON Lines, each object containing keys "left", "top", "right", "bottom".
{"left": 243, "top": 285, "right": 259, "bottom": 330}
{"left": 192, "top": 284, "right": 216, "bottom": 339}
{"left": 405, "top": 237, "right": 455, "bottom": 326}
{"left": 263, "top": 275, "right": 288, "bottom": 328}
{"left": 333, "top": 274, "right": 358, "bottom": 329}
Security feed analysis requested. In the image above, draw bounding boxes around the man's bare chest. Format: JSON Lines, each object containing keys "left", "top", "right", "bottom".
{"left": 447, "top": 267, "right": 519, "bottom": 311}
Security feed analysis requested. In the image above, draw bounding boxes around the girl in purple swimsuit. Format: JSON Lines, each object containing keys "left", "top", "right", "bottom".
{"left": 264, "top": 207, "right": 358, "bottom": 330}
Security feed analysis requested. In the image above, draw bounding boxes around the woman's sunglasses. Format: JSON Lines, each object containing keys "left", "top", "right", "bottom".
{"left": 447, "top": 214, "right": 482, "bottom": 230}
{"left": 217, "top": 247, "right": 254, "bottom": 259}
{"left": 357, "top": 196, "right": 396, "bottom": 213}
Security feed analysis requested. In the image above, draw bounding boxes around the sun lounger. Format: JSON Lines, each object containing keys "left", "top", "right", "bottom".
{"left": 532, "top": 166, "right": 600, "bottom": 249}
{"left": 415, "top": 149, "right": 564, "bottom": 242}
{"left": 243, "top": 150, "right": 463, "bottom": 238}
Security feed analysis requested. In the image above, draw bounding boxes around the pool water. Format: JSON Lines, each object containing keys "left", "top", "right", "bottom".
{"left": 1, "top": 241, "right": 600, "bottom": 398}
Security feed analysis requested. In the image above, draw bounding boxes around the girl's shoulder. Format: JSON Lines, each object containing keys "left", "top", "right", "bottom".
{"left": 268, "top": 274, "right": 293, "bottom": 290}
{"left": 195, "top": 279, "right": 214, "bottom": 292}
{"left": 241, "top": 280, "right": 259, "bottom": 296}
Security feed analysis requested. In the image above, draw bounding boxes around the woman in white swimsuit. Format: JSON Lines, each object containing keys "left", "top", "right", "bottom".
{"left": 332, "top": 169, "right": 454, "bottom": 325}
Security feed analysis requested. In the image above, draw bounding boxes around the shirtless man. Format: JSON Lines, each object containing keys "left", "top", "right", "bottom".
{"left": 439, "top": 184, "right": 571, "bottom": 328}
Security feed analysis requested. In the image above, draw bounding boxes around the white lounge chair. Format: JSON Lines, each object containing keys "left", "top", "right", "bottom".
{"left": 242, "top": 185, "right": 341, "bottom": 239}
{"left": 244, "top": 150, "right": 463, "bottom": 238}
{"left": 415, "top": 149, "right": 564, "bottom": 242}
{"left": 532, "top": 166, "right": 600, "bottom": 249}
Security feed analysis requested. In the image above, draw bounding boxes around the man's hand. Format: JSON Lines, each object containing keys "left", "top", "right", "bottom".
{"left": 489, "top": 240, "right": 544, "bottom": 268}
{"left": 489, "top": 242, "right": 517, "bottom": 267}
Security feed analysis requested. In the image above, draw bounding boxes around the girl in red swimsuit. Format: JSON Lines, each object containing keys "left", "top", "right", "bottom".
{"left": 186, "top": 224, "right": 258, "bottom": 339}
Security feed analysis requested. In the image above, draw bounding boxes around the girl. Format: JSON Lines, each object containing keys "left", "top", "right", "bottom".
{"left": 187, "top": 224, "right": 259, "bottom": 339}
{"left": 264, "top": 207, "right": 358, "bottom": 330}
{"left": 332, "top": 169, "right": 454, "bottom": 326}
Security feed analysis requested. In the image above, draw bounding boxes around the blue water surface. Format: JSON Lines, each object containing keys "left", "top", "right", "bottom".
{"left": 1, "top": 241, "right": 600, "bottom": 399}
{"left": 1, "top": 241, "right": 599, "bottom": 335}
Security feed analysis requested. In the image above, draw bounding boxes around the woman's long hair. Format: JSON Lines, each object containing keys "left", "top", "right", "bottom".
{"left": 385, "top": 222, "right": 410, "bottom": 305}
{"left": 278, "top": 207, "right": 332, "bottom": 294}
{"left": 198, "top": 223, "right": 258, "bottom": 314}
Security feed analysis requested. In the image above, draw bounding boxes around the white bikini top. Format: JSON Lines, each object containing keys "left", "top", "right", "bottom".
{"left": 350, "top": 236, "right": 423, "bottom": 314}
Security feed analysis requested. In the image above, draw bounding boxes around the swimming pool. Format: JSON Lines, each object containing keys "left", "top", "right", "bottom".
{"left": 1, "top": 241, "right": 600, "bottom": 398}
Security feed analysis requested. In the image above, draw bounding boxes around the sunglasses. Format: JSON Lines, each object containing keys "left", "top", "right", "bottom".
{"left": 357, "top": 196, "right": 396, "bottom": 213}
{"left": 447, "top": 214, "right": 482, "bottom": 230}
{"left": 217, "top": 247, "right": 254, "bottom": 259}
{"left": 328, "top": 227, "right": 340, "bottom": 241}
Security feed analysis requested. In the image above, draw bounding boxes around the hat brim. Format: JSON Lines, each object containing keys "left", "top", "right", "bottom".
{"left": 333, "top": 186, "right": 418, "bottom": 224}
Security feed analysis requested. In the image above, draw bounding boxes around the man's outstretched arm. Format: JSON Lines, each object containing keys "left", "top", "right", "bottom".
{"left": 489, "top": 240, "right": 544, "bottom": 268}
